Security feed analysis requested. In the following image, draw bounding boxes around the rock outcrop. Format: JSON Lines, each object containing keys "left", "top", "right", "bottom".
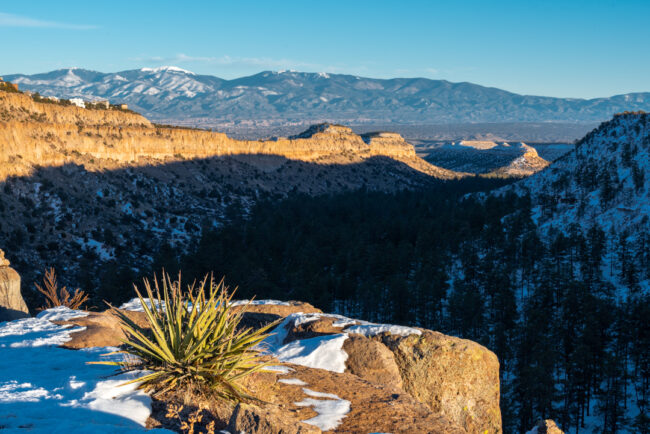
{"left": 227, "top": 402, "right": 321, "bottom": 434}
{"left": 492, "top": 143, "right": 550, "bottom": 177}
{"left": 60, "top": 302, "right": 502, "bottom": 432}
{"left": 378, "top": 331, "right": 501, "bottom": 433}
{"left": 0, "top": 249, "right": 29, "bottom": 321}
{"left": 273, "top": 313, "right": 502, "bottom": 432}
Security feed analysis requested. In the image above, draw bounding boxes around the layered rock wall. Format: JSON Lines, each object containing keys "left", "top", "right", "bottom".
{"left": 0, "top": 91, "right": 454, "bottom": 181}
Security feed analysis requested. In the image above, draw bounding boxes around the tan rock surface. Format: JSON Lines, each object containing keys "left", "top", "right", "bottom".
{"left": 343, "top": 334, "right": 403, "bottom": 390}
{"left": 148, "top": 362, "right": 466, "bottom": 433}
{"left": 0, "top": 260, "right": 29, "bottom": 321}
{"left": 54, "top": 309, "right": 149, "bottom": 348}
{"left": 269, "top": 313, "right": 501, "bottom": 432}
{"left": 265, "top": 364, "right": 465, "bottom": 433}
{"left": 232, "top": 364, "right": 465, "bottom": 433}
{"left": 234, "top": 301, "right": 322, "bottom": 317}
{"left": 0, "top": 249, "right": 9, "bottom": 267}
{"left": 378, "top": 330, "right": 502, "bottom": 433}
{"left": 228, "top": 403, "right": 321, "bottom": 434}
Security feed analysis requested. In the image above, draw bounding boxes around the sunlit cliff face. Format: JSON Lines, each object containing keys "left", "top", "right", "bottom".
{"left": 0, "top": 91, "right": 459, "bottom": 182}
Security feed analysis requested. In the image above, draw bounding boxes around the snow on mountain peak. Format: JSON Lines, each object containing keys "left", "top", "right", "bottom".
{"left": 139, "top": 66, "right": 195, "bottom": 75}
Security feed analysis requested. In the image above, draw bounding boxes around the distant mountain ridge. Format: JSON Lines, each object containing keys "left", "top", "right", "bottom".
{"left": 5, "top": 67, "right": 650, "bottom": 130}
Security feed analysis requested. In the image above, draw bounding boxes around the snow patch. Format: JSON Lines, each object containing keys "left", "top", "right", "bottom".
{"left": 345, "top": 324, "right": 422, "bottom": 337}
{"left": 273, "top": 334, "right": 349, "bottom": 373}
{"left": 230, "top": 299, "right": 290, "bottom": 307}
{"left": 264, "top": 365, "right": 293, "bottom": 374}
{"left": 294, "top": 388, "right": 350, "bottom": 431}
{"left": 278, "top": 378, "right": 307, "bottom": 386}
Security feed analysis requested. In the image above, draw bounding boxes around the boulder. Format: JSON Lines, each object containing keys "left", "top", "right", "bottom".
{"left": 378, "top": 330, "right": 502, "bottom": 433}
{"left": 266, "top": 364, "right": 465, "bottom": 433}
{"left": 0, "top": 250, "right": 29, "bottom": 321}
{"left": 0, "top": 249, "right": 8, "bottom": 267}
{"left": 343, "top": 334, "right": 403, "bottom": 390}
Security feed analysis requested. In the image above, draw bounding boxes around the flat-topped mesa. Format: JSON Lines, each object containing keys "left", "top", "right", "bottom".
{"left": 0, "top": 92, "right": 439, "bottom": 180}
{"left": 288, "top": 122, "right": 355, "bottom": 139}
{"left": 361, "top": 131, "right": 417, "bottom": 158}
{"left": 457, "top": 140, "right": 502, "bottom": 150}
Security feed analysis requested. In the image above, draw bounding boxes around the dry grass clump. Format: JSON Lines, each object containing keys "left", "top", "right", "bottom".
{"left": 35, "top": 267, "right": 89, "bottom": 310}
{"left": 93, "top": 273, "right": 278, "bottom": 402}
{"left": 165, "top": 404, "right": 215, "bottom": 434}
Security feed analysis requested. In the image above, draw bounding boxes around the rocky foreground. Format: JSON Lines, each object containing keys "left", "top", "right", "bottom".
{"left": 0, "top": 293, "right": 500, "bottom": 433}
{"left": 55, "top": 300, "right": 501, "bottom": 433}
{"left": 0, "top": 256, "right": 566, "bottom": 433}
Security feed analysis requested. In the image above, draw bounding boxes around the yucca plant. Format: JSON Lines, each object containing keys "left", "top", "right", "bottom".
{"left": 91, "top": 273, "right": 279, "bottom": 401}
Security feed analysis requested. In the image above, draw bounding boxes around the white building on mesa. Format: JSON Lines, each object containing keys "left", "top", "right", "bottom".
{"left": 69, "top": 98, "right": 85, "bottom": 108}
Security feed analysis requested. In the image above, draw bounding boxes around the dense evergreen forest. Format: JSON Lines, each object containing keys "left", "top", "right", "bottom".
{"left": 103, "top": 177, "right": 648, "bottom": 433}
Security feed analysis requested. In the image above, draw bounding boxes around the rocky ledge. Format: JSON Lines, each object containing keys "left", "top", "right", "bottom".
{"left": 56, "top": 300, "right": 501, "bottom": 433}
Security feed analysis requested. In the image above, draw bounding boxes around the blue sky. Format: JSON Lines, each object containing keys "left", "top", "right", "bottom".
{"left": 1, "top": 0, "right": 648, "bottom": 98}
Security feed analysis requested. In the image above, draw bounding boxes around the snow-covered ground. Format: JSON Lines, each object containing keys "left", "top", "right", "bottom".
{"left": 0, "top": 307, "right": 172, "bottom": 433}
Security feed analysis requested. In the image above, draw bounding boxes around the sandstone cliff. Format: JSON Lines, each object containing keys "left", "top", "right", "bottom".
{"left": 0, "top": 91, "right": 461, "bottom": 181}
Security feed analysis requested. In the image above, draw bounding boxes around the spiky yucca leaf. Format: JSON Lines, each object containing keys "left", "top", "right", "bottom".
{"left": 91, "top": 273, "right": 279, "bottom": 401}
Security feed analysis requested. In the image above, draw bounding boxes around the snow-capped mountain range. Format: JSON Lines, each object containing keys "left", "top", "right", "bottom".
{"left": 5, "top": 67, "right": 650, "bottom": 128}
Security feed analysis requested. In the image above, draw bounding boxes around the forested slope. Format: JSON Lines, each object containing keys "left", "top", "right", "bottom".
{"left": 170, "top": 114, "right": 650, "bottom": 433}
